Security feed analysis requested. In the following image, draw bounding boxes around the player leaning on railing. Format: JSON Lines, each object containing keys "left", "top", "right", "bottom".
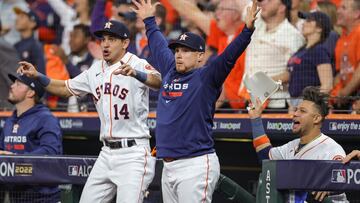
{"left": 248, "top": 86, "right": 349, "bottom": 202}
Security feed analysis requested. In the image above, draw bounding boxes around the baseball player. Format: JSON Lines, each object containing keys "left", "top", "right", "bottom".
{"left": 132, "top": 0, "right": 259, "bottom": 202}
{"left": 17, "top": 20, "right": 161, "bottom": 203}
{"left": 0, "top": 73, "right": 62, "bottom": 202}
{"left": 248, "top": 86, "right": 348, "bottom": 202}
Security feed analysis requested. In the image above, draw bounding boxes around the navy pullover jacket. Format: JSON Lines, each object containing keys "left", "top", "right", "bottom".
{"left": 0, "top": 104, "right": 62, "bottom": 155}
{"left": 145, "top": 17, "right": 253, "bottom": 158}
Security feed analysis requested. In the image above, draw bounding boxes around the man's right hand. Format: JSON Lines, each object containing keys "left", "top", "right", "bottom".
{"left": 17, "top": 61, "right": 39, "bottom": 78}
{"left": 132, "top": 0, "right": 161, "bottom": 20}
{"left": 248, "top": 97, "right": 265, "bottom": 119}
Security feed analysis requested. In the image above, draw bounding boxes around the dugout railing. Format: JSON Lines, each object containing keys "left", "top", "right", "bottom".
{"left": 256, "top": 160, "right": 360, "bottom": 203}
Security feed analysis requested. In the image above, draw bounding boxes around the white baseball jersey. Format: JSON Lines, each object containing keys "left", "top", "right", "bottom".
{"left": 65, "top": 52, "right": 159, "bottom": 140}
{"left": 269, "top": 133, "right": 345, "bottom": 160}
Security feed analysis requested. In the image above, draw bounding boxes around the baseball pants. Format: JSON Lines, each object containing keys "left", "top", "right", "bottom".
{"left": 79, "top": 140, "right": 156, "bottom": 203}
{"left": 161, "top": 153, "right": 220, "bottom": 203}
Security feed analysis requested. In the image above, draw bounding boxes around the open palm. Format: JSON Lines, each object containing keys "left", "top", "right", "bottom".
{"left": 132, "top": 0, "right": 160, "bottom": 20}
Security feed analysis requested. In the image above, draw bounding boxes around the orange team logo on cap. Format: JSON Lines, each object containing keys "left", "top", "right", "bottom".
{"left": 179, "top": 34, "right": 188, "bottom": 41}
{"left": 104, "top": 22, "right": 112, "bottom": 29}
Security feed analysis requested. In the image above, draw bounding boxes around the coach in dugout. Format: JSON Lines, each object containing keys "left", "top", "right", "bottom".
{"left": 0, "top": 73, "right": 62, "bottom": 203}
{"left": 248, "top": 86, "right": 348, "bottom": 202}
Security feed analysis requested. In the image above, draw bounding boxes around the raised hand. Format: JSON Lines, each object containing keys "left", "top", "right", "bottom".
{"left": 245, "top": 0, "right": 261, "bottom": 30}
{"left": 113, "top": 64, "right": 136, "bottom": 77}
{"left": 248, "top": 97, "right": 265, "bottom": 119}
{"left": 132, "top": 0, "right": 161, "bottom": 20}
{"left": 17, "top": 61, "right": 39, "bottom": 78}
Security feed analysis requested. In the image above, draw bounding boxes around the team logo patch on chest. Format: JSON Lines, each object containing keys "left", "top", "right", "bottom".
{"left": 162, "top": 79, "right": 188, "bottom": 98}
{"left": 12, "top": 124, "right": 19, "bottom": 133}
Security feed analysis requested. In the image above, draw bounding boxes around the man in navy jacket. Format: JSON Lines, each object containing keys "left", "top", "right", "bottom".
{"left": 0, "top": 73, "right": 62, "bottom": 202}
{"left": 132, "top": 0, "right": 259, "bottom": 202}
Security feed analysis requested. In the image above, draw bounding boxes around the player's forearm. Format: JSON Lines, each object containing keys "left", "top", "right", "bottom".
{"left": 133, "top": 70, "right": 162, "bottom": 90}
{"left": 45, "top": 79, "right": 72, "bottom": 98}
{"left": 251, "top": 117, "right": 272, "bottom": 160}
{"left": 37, "top": 73, "right": 72, "bottom": 98}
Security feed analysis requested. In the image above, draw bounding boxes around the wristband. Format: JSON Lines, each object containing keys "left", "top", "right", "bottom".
{"left": 251, "top": 117, "right": 266, "bottom": 139}
{"left": 134, "top": 70, "right": 148, "bottom": 83}
{"left": 37, "top": 72, "right": 51, "bottom": 87}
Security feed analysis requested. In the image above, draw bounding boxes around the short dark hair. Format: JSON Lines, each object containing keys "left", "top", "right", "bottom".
{"left": 73, "top": 24, "right": 92, "bottom": 39}
{"left": 302, "top": 86, "right": 329, "bottom": 120}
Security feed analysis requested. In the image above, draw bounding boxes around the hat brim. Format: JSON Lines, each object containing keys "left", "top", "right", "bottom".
{"left": 94, "top": 30, "right": 128, "bottom": 39}
{"left": 168, "top": 41, "right": 201, "bottom": 52}
{"left": 8, "top": 73, "right": 20, "bottom": 83}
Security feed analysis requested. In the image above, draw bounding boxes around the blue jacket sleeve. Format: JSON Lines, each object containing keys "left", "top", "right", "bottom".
{"left": 25, "top": 116, "right": 63, "bottom": 155}
{"left": 90, "top": 0, "right": 108, "bottom": 35}
{"left": 201, "top": 26, "right": 253, "bottom": 88}
{"left": 144, "top": 16, "right": 175, "bottom": 76}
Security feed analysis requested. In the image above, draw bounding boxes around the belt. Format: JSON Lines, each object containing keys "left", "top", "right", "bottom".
{"left": 163, "top": 158, "right": 178, "bottom": 162}
{"left": 104, "top": 139, "right": 136, "bottom": 149}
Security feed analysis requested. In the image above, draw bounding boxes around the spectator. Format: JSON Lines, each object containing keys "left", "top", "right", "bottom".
{"left": 0, "top": 73, "right": 62, "bottom": 202}
{"left": 317, "top": 1, "right": 340, "bottom": 75}
{"left": 0, "top": 19, "right": 19, "bottom": 110}
{"left": 277, "top": 11, "right": 333, "bottom": 111}
{"left": 331, "top": 0, "right": 360, "bottom": 110}
{"left": 61, "top": 24, "right": 95, "bottom": 112}
{"left": 239, "top": 0, "right": 305, "bottom": 110}
{"left": 0, "top": 0, "right": 28, "bottom": 45}
{"left": 28, "top": 0, "right": 63, "bottom": 45}
{"left": 13, "top": 6, "right": 46, "bottom": 75}
{"left": 248, "top": 86, "right": 348, "bottom": 202}
{"left": 168, "top": 0, "right": 250, "bottom": 110}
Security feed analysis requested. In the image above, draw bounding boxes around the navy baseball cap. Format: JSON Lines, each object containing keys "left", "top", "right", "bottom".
{"left": 13, "top": 6, "right": 40, "bottom": 28}
{"left": 8, "top": 73, "right": 45, "bottom": 98}
{"left": 168, "top": 32, "right": 205, "bottom": 52}
{"left": 298, "top": 11, "right": 332, "bottom": 39}
{"left": 94, "top": 20, "right": 130, "bottom": 39}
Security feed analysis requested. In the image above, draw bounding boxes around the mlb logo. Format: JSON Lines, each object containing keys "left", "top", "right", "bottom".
{"left": 331, "top": 169, "right": 346, "bottom": 183}
{"left": 329, "top": 122, "right": 337, "bottom": 131}
{"left": 68, "top": 166, "right": 79, "bottom": 176}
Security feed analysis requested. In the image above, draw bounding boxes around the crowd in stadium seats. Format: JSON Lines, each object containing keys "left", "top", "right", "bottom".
{"left": 0, "top": 0, "right": 359, "bottom": 113}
